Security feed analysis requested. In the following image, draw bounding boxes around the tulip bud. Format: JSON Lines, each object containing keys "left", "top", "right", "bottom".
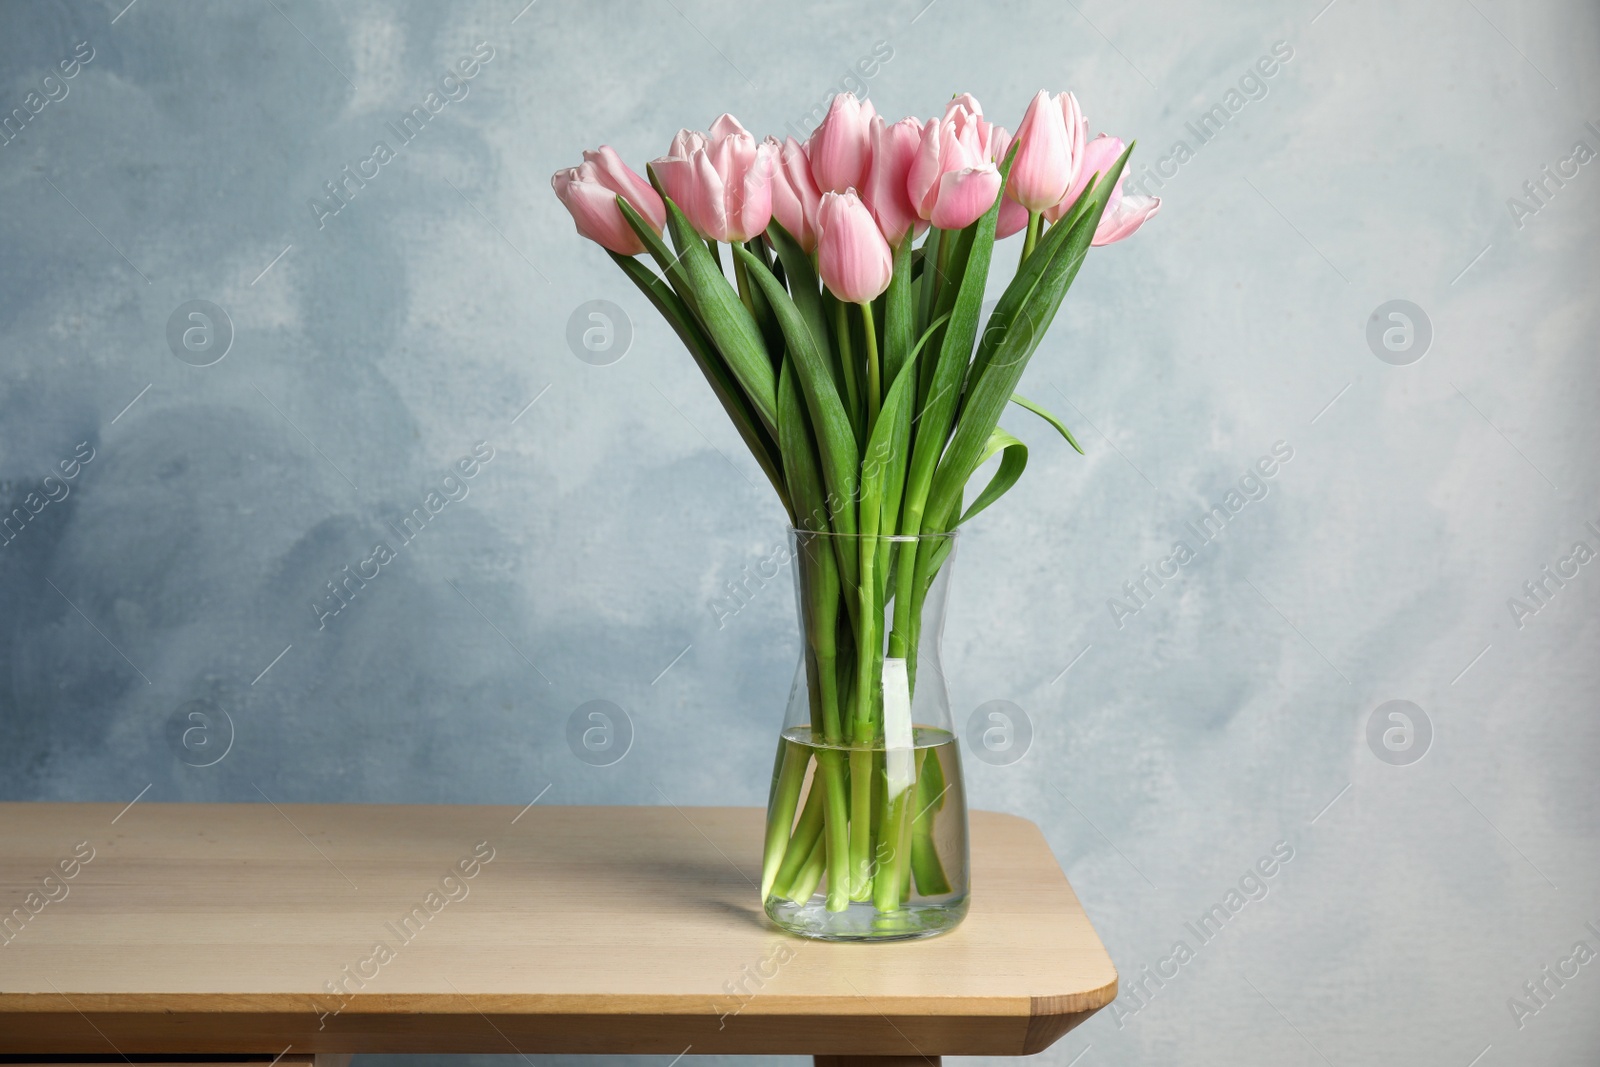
{"left": 551, "top": 146, "right": 665, "bottom": 255}
{"left": 1008, "top": 90, "right": 1084, "bottom": 212}
{"left": 807, "top": 93, "right": 877, "bottom": 194}
{"left": 946, "top": 93, "right": 985, "bottom": 119}
{"left": 766, "top": 135, "right": 822, "bottom": 252}
{"left": 816, "top": 190, "right": 893, "bottom": 303}
{"left": 860, "top": 116, "right": 924, "bottom": 246}
{"left": 652, "top": 133, "right": 698, "bottom": 220}
{"left": 652, "top": 114, "right": 775, "bottom": 242}
{"left": 907, "top": 95, "right": 1006, "bottom": 230}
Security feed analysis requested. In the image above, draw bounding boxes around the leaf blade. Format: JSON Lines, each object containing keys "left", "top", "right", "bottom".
{"left": 955, "top": 427, "right": 1027, "bottom": 526}
{"left": 659, "top": 198, "right": 778, "bottom": 435}
{"left": 1009, "top": 392, "right": 1085, "bottom": 455}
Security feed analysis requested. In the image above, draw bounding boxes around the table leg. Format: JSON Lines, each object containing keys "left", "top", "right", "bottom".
{"left": 815, "top": 1057, "right": 940, "bottom": 1067}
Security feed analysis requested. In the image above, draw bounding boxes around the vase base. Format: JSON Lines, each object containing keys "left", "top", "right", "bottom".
{"left": 765, "top": 894, "right": 969, "bottom": 942}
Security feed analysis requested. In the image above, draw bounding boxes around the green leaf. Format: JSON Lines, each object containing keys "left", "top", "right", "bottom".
{"left": 918, "top": 223, "right": 975, "bottom": 410}
{"left": 777, "top": 353, "right": 830, "bottom": 535}
{"left": 733, "top": 244, "right": 862, "bottom": 593}
{"left": 882, "top": 237, "right": 915, "bottom": 390}
{"left": 958, "top": 170, "right": 1103, "bottom": 412}
{"left": 900, "top": 140, "right": 1021, "bottom": 538}
{"left": 858, "top": 347, "right": 919, "bottom": 541}
{"left": 1009, "top": 392, "right": 1084, "bottom": 455}
{"left": 955, "top": 427, "right": 1027, "bottom": 526}
{"left": 765, "top": 222, "right": 831, "bottom": 363}
{"left": 925, "top": 142, "right": 1133, "bottom": 531}
{"left": 778, "top": 355, "right": 844, "bottom": 745}
{"left": 739, "top": 239, "right": 783, "bottom": 362}
{"left": 617, "top": 196, "right": 697, "bottom": 314}
{"left": 915, "top": 227, "right": 942, "bottom": 336}
{"left": 609, "top": 251, "right": 792, "bottom": 516}
{"left": 658, "top": 197, "right": 778, "bottom": 435}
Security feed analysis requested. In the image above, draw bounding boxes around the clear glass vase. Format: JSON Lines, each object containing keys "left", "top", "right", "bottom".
{"left": 761, "top": 528, "right": 969, "bottom": 941}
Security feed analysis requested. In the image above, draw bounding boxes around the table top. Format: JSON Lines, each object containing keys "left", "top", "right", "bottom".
{"left": 0, "top": 803, "right": 1117, "bottom": 1056}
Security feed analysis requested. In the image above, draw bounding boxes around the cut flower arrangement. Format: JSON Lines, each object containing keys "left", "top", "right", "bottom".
{"left": 553, "top": 89, "right": 1157, "bottom": 940}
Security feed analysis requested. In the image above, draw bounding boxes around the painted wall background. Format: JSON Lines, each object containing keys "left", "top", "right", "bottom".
{"left": 2, "top": 0, "right": 1598, "bottom": 1064}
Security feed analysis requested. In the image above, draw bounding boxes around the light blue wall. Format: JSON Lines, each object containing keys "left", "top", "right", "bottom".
{"left": 2, "top": 0, "right": 1597, "bottom": 1064}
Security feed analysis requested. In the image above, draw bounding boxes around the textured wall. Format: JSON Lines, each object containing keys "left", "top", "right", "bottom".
{"left": 2, "top": 0, "right": 1598, "bottom": 1064}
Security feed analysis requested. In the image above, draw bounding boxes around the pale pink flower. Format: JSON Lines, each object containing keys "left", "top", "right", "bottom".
{"left": 550, "top": 145, "right": 665, "bottom": 255}
{"left": 816, "top": 190, "right": 893, "bottom": 303}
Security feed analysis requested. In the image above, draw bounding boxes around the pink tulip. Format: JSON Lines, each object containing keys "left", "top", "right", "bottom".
{"left": 551, "top": 145, "right": 665, "bottom": 256}
{"left": 807, "top": 93, "right": 877, "bottom": 194}
{"left": 928, "top": 165, "right": 1002, "bottom": 230}
{"left": 1046, "top": 133, "right": 1122, "bottom": 223}
{"left": 1033, "top": 131, "right": 1157, "bottom": 244}
{"left": 652, "top": 114, "right": 775, "bottom": 243}
{"left": 1092, "top": 192, "right": 1161, "bottom": 245}
{"left": 816, "top": 190, "right": 893, "bottom": 303}
{"left": 907, "top": 95, "right": 1007, "bottom": 230}
{"left": 765, "top": 135, "right": 822, "bottom": 251}
{"left": 941, "top": 94, "right": 1005, "bottom": 157}
{"left": 947, "top": 92, "right": 984, "bottom": 117}
{"left": 860, "top": 116, "right": 924, "bottom": 246}
{"left": 996, "top": 193, "right": 1030, "bottom": 239}
{"left": 653, "top": 128, "right": 707, "bottom": 209}
{"left": 987, "top": 126, "right": 1028, "bottom": 239}
{"left": 1008, "top": 90, "right": 1085, "bottom": 212}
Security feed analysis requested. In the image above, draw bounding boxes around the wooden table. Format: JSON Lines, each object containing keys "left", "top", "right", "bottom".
{"left": 0, "top": 804, "right": 1116, "bottom": 1066}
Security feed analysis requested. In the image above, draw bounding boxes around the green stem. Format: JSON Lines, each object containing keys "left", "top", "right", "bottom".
{"left": 732, "top": 246, "right": 756, "bottom": 319}
{"left": 787, "top": 829, "right": 827, "bottom": 904}
{"left": 761, "top": 742, "right": 808, "bottom": 901}
{"left": 1020, "top": 210, "right": 1042, "bottom": 264}
{"left": 808, "top": 541, "right": 844, "bottom": 745}
{"left": 854, "top": 546, "right": 879, "bottom": 738}
{"left": 887, "top": 536, "right": 918, "bottom": 660}
{"left": 808, "top": 554, "right": 852, "bottom": 912}
{"left": 934, "top": 228, "right": 954, "bottom": 297}
{"left": 848, "top": 747, "right": 874, "bottom": 900}
{"left": 833, "top": 300, "right": 861, "bottom": 437}
{"left": 819, "top": 748, "right": 852, "bottom": 911}
{"left": 860, "top": 301, "right": 881, "bottom": 430}
{"left": 917, "top": 232, "right": 953, "bottom": 408}
{"left": 771, "top": 774, "right": 825, "bottom": 900}
{"left": 873, "top": 773, "right": 915, "bottom": 912}
{"left": 901, "top": 749, "right": 928, "bottom": 903}
{"left": 916, "top": 228, "right": 942, "bottom": 332}
{"left": 910, "top": 739, "right": 951, "bottom": 895}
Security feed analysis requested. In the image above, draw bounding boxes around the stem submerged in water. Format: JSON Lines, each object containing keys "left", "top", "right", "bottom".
{"left": 765, "top": 530, "right": 964, "bottom": 929}
{"left": 761, "top": 742, "right": 807, "bottom": 900}
{"left": 819, "top": 748, "right": 852, "bottom": 911}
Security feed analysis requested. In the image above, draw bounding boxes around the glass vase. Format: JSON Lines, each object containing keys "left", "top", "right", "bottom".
{"left": 761, "top": 528, "right": 969, "bottom": 941}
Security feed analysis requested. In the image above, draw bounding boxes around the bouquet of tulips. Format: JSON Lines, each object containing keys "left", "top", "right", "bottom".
{"left": 553, "top": 90, "right": 1156, "bottom": 920}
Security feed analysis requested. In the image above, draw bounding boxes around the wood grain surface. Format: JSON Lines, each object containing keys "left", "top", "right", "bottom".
{"left": 0, "top": 803, "right": 1116, "bottom": 1055}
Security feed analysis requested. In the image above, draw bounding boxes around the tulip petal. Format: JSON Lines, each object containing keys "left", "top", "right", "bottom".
{"left": 556, "top": 177, "right": 645, "bottom": 255}
{"left": 808, "top": 93, "right": 875, "bottom": 194}
{"left": 995, "top": 193, "right": 1029, "bottom": 239}
{"left": 691, "top": 150, "right": 731, "bottom": 242}
{"left": 1091, "top": 192, "right": 1160, "bottom": 245}
{"left": 929, "top": 165, "right": 1001, "bottom": 230}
